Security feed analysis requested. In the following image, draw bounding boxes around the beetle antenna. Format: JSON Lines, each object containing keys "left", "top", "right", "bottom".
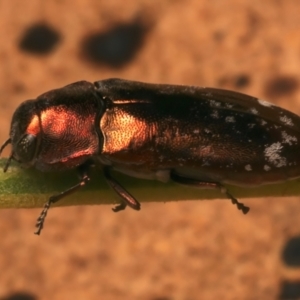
{"left": 0, "top": 138, "right": 11, "bottom": 155}
{"left": 3, "top": 153, "right": 13, "bottom": 172}
{"left": 0, "top": 139, "right": 12, "bottom": 172}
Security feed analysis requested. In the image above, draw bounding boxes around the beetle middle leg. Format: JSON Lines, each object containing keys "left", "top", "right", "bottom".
{"left": 34, "top": 162, "right": 91, "bottom": 235}
{"left": 170, "top": 170, "right": 250, "bottom": 214}
{"left": 103, "top": 166, "right": 141, "bottom": 212}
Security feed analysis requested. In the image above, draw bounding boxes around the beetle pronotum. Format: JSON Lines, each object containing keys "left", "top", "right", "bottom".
{"left": 1, "top": 78, "right": 300, "bottom": 234}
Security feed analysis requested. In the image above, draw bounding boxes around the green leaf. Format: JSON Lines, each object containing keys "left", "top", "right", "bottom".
{"left": 0, "top": 158, "right": 298, "bottom": 209}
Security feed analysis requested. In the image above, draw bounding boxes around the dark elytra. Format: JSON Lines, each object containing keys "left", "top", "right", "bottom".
{"left": 2, "top": 78, "right": 300, "bottom": 234}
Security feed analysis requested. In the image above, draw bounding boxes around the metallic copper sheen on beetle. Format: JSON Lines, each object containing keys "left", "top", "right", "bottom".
{"left": 2, "top": 78, "right": 300, "bottom": 234}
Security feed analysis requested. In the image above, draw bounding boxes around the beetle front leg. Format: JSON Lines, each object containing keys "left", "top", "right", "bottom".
{"left": 170, "top": 170, "right": 250, "bottom": 214}
{"left": 34, "top": 163, "right": 91, "bottom": 235}
{"left": 103, "top": 166, "right": 141, "bottom": 212}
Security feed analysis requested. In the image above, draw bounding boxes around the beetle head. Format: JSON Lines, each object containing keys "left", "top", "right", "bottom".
{"left": 0, "top": 100, "right": 40, "bottom": 171}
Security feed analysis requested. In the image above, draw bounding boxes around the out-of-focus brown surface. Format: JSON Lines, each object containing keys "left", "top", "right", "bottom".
{"left": 1, "top": 1, "right": 300, "bottom": 299}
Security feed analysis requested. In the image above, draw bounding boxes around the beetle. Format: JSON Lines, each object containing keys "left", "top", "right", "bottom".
{"left": 1, "top": 78, "right": 300, "bottom": 235}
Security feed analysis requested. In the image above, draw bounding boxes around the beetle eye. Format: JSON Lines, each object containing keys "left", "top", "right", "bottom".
{"left": 15, "top": 134, "right": 37, "bottom": 163}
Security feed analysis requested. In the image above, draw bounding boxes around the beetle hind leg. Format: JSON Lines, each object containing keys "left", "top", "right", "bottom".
{"left": 170, "top": 170, "right": 249, "bottom": 214}
{"left": 103, "top": 166, "right": 141, "bottom": 212}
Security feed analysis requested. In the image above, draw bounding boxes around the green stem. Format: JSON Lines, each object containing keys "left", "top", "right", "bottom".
{"left": 0, "top": 159, "right": 298, "bottom": 209}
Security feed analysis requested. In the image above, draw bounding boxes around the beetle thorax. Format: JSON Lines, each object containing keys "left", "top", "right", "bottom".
{"left": 30, "top": 105, "right": 99, "bottom": 170}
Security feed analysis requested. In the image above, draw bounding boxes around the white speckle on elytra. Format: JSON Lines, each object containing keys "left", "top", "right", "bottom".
{"left": 275, "top": 125, "right": 283, "bottom": 131}
{"left": 225, "top": 116, "right": 235, "bottom": 123}
{"left": 210, "top": 100, "right": 221, "bottom": 107}
{"left": 211, "top": 110, "right": 219, "bottom": 119}
{"left": 225, "top": 103, "right": 233, "bottom": 109}
{"left": 178, "top": 158, "right": 187, "bottom": 162}
{"left": 258, "top": 99, "right": 273, "bottom": 107}
{"left": 245, "top": 164, "right": 252, "bottom": 171}
{"left": 261, "top": 120, "right": 267, "bottom": 126}
{"left": 248, "top": 123, "right": 255, "bottom": 129}
{"left": 264, "top": 165, "right": 271, "bottom": 171}
{"left": 280, "top": 115, "right": 294, "bottom": 126}
{"left": 281, "top": 131, "right": 298, "bottom": 145}
{"left": 193, "top": 129, "right": 200, "bottom": 134}
{"left": 159, "top": 155, "right": 165, "bottom": 162}
{"left": 264, "top": 142, "right": 287, "bottom": 168}
{"left": 250, "top": 108, "right": 258, "bottom": 114}
{"left": 202, "top": 160, "right": 210, "bottom": 166}
{"left": 204, "top": 128, "right": 211, "bottom": 134}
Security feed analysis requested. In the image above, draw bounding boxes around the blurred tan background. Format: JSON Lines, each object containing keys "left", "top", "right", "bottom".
{"left": 1, "top": 1, "right": 300, "bottom": 299}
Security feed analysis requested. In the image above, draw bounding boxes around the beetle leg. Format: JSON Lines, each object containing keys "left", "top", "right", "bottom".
{"left": 34, "top": 163, "right": 91, "bottom": 235}
{"left": 103, "top": 166, "right": 141, "bottom": 212}
{"left": 170, "top": 170, "right": 250, "bottom": 214}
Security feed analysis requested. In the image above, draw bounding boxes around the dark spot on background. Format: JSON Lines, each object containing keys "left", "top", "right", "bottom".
{"left": 68, "top": 254, "right": 88, "bottom": 269}
{"left": 278, "top": 281, "right": 300, "bottom": 300}
{"left": 264, "top": 76, "right": 299, "bottom": 98}
{"left": 81, "top": 19, "right": 149, "bottom": 68}
{"left": 282, "top": 236, "right": 300, "bottom": 267}
{"left": 217, "top": 74, "right": 251, "bottom": 89}
{"left": 12, "top": 82, "right": 26, "bottom": 93}
{"left": 247, "top": 10, "right": 261, "bottom": 29}
{"left": 18, "top": 23, "right": 61, "bottom": 55}
{"left": 234, "top": 74, "right": 251, "bottom": 88}
{"left": 239, "top": 11, "right": 261, "bottom": 44}
{"left": 0, "top": 291, "right": 37, "bottom": 300}
{"left": 213, "top": 31, "right": 225, "bottom": 42}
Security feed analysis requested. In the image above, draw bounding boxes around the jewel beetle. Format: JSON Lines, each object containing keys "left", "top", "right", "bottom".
{"left": 1, "top": 78, "right": 300, "bottom": 235}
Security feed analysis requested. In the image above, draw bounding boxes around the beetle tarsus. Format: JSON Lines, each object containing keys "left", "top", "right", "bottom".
{"left": 227, "top": 193, "right": 250, "bottom": 214}
{"left": 238, "top": 203, "right": 250, "bottom": 214}
{"left": 34, "top": 201, "right": 51, "bottom": 235}
{"left": 112, "top": 201, "right": 127, "bottom": 212}
{"left": 221, "top": 186, "right": 250, "bottom": 214}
